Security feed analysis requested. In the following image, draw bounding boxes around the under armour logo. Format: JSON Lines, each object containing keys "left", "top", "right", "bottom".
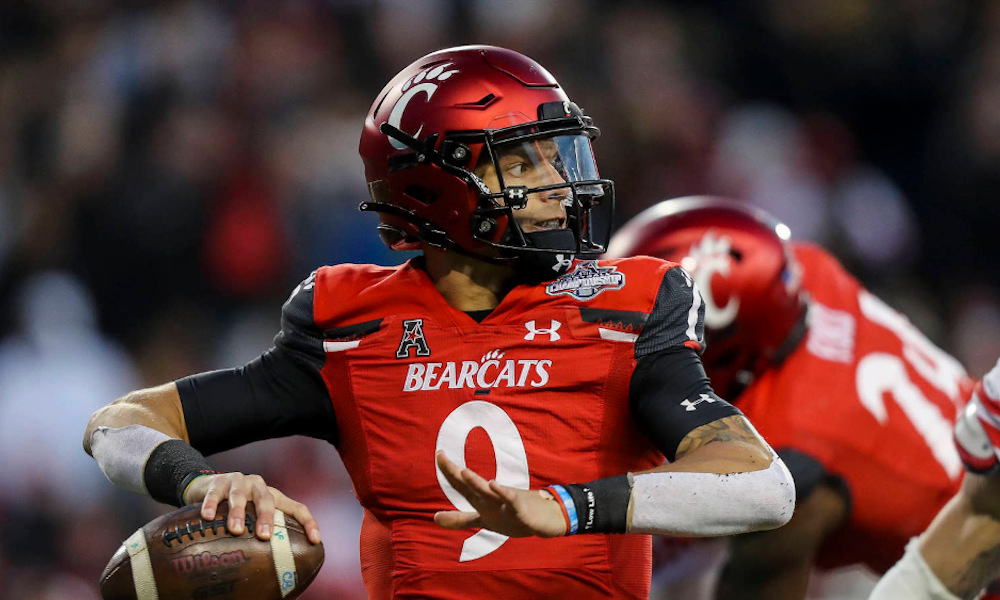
{"left": 552, "top": 254, "right": 574, "bottom": 272}
{"left": 504, "top": 186, "right": 528, "bottom": 207}
{"left": 524, "top": 319, "right": 561, "bottom": 341}
{"left": 681, "top": 393, "right": 716, "bottom": 412}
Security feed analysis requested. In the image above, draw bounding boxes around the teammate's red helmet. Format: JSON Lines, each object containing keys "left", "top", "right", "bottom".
{"left": 605, "top": 197, "right": 806, "bottom": 400}
{"left": 359, "top": 45, "right": 613, "bottom": 272}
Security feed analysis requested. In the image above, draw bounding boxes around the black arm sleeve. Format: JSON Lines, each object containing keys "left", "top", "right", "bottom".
{"left": 177, "top": 347, "right": 336, "bottom": 456}
{"left": 178, "top": 271, "right": 336, "bottom": 456}
{"left": 629, "top": 347, "right": 742, "bottom": 461}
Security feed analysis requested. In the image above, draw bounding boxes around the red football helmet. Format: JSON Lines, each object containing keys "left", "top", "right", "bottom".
{"left": 358, "top": 45, "right": 613, "bottom": 273}
{"left": 605, "top": 197, "right": 806, "bottom": 400}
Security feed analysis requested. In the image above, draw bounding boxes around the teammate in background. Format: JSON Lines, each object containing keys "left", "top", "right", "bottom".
{"left": 605, "top": 196, "right": 972, "bottom": 599}
{"left": 82, "top": 47, "right": 794, "bottom": 599}
{"left": 870, "top": 360, "right": 1000, "bottom": 600}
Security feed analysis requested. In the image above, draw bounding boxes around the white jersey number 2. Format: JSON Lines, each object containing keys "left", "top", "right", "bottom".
{"left": 855, "top": 291, "right": 966, "bottom": 479}
{"left": 435, "top": 401, "right": 530, "bottom": 562}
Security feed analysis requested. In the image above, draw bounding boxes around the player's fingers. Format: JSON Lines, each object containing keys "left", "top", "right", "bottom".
{"left": 436, "top": 451, "right": 474, "bottom": 495}
{"left": 436, "top": 451, "right": 500, "bottom": 505}
{"left": 462, "top": 469, "right": 502, "bottom": 502}
{"left": 227, "top": 478, "right": 249, "bottom": 535}
{"left": 436, "top": 450, "right": 462, "bottom": 480}
{"left": 248, "top": 476, "right": 275, "bottom": 540}
{"left": 200, "top": 478, "right": 225, "bottom": 520}
{"left": 433, "top": 510, "right": 481, "bottom": 530}
{"left": 489, "top": 480, "right": 520, "bottom": 504}
{"left": 273, "top": 490, "right": 322, "bottom": 545}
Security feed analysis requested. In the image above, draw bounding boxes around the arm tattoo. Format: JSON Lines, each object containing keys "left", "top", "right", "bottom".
{"left": 675, "top": 415, "right": 761, "bottom": 460}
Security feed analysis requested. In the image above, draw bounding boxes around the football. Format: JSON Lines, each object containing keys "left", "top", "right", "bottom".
{"left": 100, "top": 503, "right": 324, "bottom": 600}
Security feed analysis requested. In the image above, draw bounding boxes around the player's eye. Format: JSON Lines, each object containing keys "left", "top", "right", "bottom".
{"left": 505, "top": 162, "right": 528, "bottom": 177}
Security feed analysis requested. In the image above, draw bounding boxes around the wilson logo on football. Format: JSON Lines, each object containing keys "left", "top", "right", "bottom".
{"left": 171, "top": 550, "right": 250, "bottom": 575}
{"left": 403, "top": 349, "right": 552, "bottom": 392}
{"left": 545, "top": 260, "right": 625, "bottom": 301}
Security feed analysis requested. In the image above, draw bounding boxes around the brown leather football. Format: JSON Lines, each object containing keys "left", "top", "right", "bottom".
{"left": 100, "top": 503, "right": 324, "bottom": 600}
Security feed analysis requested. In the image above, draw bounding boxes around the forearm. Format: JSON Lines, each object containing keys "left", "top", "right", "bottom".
{"left": 640, "top": 430, "right": 773, "bottom": 477}
{"left": 83, "top": 382, "right": 188, "bottom": 455}
{"left": 918, "top": 477, "right": 1000, "bottom": 599}
{"left": 84, "top": 382, "right": 217, "bottom": 505}
{"left": 626, "top": 450, "right": 793, "bottom": 536}
{"left": 436, "top": 415, "right": 793, "bottom": 540}
{"left": 625, "top": 414, "right": 792, "bottom": 535}
{"left": 547, "top": 416, "right": 794, "bottom": 537}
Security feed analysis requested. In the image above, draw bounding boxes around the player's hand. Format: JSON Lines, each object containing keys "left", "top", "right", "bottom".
{"left": 955, "top": 358, "right": 1000, "bottom": 474}
{"left": 433, "top": 451, "right": 567, "bottom": 538}
{"left": 182, "top": 472, "right": 322, "bottom": 545}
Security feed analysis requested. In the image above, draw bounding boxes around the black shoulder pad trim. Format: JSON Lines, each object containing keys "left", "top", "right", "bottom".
{"left": 324, "top": 319, "right": 384, "bottom": 341}
{"left": 578, "top": 308, "right": 648, "bottom": 330}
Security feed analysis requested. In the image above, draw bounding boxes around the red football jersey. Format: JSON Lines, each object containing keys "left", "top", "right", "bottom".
{"left": 282, "top": 257, "right": 710, "bottom": 599}
{"left": 737, "top": 242, "right": 970, "bottom": 572}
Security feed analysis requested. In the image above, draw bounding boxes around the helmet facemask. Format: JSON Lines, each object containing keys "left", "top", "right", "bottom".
{"left": 471, "top": 109, "right": 614, "bottom": 279}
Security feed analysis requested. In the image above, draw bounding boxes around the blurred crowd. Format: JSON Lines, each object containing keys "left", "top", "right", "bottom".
{"left": 1, "top": 1, "right": 999, "bottom": 598}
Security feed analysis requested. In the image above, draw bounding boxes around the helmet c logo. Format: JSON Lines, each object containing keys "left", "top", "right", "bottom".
{"left": 387, "top": 83, "right": 436, "bottom": 150}
{"left": 687, "top": 232, "right": 740, "bottom": 329}
{"left": 385, "top": 63, "right": 460, "bottom": 150}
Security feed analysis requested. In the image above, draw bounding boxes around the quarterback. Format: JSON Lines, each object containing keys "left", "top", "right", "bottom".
{"left": 83, "top": 47, "right": 793, "bottom": 599}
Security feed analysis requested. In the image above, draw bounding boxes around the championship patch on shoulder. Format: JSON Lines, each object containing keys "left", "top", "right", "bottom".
{"left": 545, "top": 260, "right": 625, "bottom": 301}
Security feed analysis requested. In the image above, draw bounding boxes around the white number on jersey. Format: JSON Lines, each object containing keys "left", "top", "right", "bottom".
{"left": 855, "top": 291, "right": 966, "bottom": 479}
{"left": 435, "top": 401, "right": 530, "bottom": 562}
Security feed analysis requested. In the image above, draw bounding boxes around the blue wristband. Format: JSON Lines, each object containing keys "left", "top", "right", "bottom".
{"left": 547, "top": 484, "right": 579, "bottom": 535}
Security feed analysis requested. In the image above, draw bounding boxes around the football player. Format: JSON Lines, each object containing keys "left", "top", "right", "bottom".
{"left": 605, "top": 196, "right": 972, "bottom": 599}
{"left": 82, "top": 47, "right": 794, "bottom": 599}
{"left": 870, "top": 359, "right": 1000, "bottom": 600}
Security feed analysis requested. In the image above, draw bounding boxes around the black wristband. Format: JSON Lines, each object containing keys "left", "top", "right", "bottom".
{"left": 143, "top": 439, "right": 219, "bottom": 507}
{"left": 563, "top": 474, "right": 632, "bottom": 534}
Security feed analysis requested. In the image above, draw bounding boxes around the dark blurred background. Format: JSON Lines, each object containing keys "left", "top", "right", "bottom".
{"left": 1, "top": 1, "right": 998, "bottom": 598}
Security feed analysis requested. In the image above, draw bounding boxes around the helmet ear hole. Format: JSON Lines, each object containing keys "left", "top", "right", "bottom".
{"left": 403, "top": 185, "right": 438, "bottom": 206}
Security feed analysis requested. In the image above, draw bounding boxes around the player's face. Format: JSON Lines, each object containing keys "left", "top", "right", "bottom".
{"left": 475, "top": 138, "right": 569, "bottom": 234}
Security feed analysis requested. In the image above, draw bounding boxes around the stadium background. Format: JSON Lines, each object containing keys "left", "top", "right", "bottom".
{"left": 0, "top": 1, "right": 998, "bottom": 598}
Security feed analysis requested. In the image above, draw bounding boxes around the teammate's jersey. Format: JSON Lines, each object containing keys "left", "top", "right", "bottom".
{"left": 276, "top": 257, "right": 708, "bottom": 599}
{"left": 737, "top": 242, "right": 970, "bottom": 572}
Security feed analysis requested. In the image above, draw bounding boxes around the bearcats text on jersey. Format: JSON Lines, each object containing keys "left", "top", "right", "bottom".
{"left": 403, "top": 350, "right": 552, "bottom": 391}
